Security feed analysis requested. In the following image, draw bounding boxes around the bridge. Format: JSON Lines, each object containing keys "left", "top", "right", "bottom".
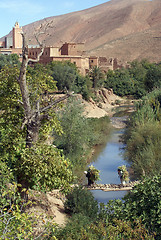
{"left": 83, "top": 181, "right": 140, "bottom": 192}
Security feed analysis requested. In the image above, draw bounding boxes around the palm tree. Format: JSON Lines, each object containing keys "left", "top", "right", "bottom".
{"left": 89, "top": 66, "right": 104, "bottom": 89}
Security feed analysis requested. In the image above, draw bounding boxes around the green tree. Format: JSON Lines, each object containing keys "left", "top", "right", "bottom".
{"left": 89, "top": 66, "right": 104, "bottom": 89}
{"left": 47, "top": 61, "right": 92, "bottom": 100}
{"left": 0, "top": 25, "right": 74, "bottom": 197}
{"left": 0, "top": 54, "right": 20, "bottom": 70}
{"left": 47, "top": 61, "right": 78, "bottom": 91}
{"left": 54, "top": 98, "right": 93, "bottom": 169}
{"left": 145, "top": 64, "right": 161, "bottom": 91}
{"left": 73, "top": 74, "right": 92, "bottom": 100}
{"left": 105, "top": 68, "right": 135, "bottom": 96}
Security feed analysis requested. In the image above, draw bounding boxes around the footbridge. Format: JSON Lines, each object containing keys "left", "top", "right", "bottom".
{"left": 84, "top": 181, "right": 139, "bottom": 192}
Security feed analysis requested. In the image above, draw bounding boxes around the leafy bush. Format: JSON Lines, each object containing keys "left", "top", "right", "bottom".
{"left": 64, "top": 186, "right": 98, "bottom": 219}
{"left": 87, "top": 116, "right": 111, "bottom": 146}
{"left": 55, "top": 214, "right": 94, "bottom": 240}
{"left": 0, "top": 161, "right": 57, "bottom": 239}
{"left": 124, "top": 175, "right": 161, "bottom": 238}
{"left": 54, "top": 99, "right": 111, "bottom": 175}
{"left": 55, "top": 209, "right": 154, "bottom": 240}
{"left": 54, "top": 98, "right": 93, "bottom": 170}
{"left": 106, "top": 219, "right": 155, "bottom": 240}
{"left": 0, "top": 184, "right": 57, "bottom": 239}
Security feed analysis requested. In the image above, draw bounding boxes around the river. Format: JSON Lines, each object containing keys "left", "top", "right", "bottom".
{"left": 89, "top": 107, "right": 133, "bottom": 203}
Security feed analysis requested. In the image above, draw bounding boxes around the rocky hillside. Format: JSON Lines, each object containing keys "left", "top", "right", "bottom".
{"left": 2, "top": 0, "right": 161, "bottom": 64}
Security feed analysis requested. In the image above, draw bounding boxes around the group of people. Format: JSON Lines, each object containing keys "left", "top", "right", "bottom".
{"left": 84, "top": 165, "right": 129, "bottom": 186}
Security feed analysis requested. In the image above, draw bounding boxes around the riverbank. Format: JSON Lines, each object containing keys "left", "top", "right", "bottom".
{"left": 81, "top": 88, "right": 135, "bottom": 128}
{"left": 27, "top": 93, "right": 135, "bottom": 226}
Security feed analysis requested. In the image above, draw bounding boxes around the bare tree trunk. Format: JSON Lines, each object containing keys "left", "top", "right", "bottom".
{"left": 17, "top": 24, "right": 72, "bottom": 198}
{"left": 18, "top": 34, "right": 31, "bottom": 117}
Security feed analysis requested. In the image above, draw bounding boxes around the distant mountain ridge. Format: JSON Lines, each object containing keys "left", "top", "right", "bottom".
{"left": 2, "top": 0, "right": 161, "bottom": 64}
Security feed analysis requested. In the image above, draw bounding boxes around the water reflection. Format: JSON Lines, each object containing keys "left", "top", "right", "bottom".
{"left": 91, "top": 190, "right": 127, "bottom": 204}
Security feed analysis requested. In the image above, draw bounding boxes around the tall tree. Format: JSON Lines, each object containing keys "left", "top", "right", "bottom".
{"left": 89, "top": 66, "right": 104, "bottom": 89}
{"left": 0, "top": 22, "right": 74, "bottom": 197}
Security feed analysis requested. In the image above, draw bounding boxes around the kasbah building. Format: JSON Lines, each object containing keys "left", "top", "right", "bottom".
{"left": 0, "top": 22, "right": 124, "bottom": 75}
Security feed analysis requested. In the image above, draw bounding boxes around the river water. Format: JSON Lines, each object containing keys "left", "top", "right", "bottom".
{"left": 89, "top": 109, "right": 132, "bottom": 203}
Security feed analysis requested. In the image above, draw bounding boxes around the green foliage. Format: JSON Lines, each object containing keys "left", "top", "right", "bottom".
{"left": 104, "top": 60, "right": 161, "bottom": 98}
{"left": 54, "top": 98, "right": 94, "bottom": 169}
{"left": 64, "top": 186, "right": 98, "bottom": 219}
{"left": 0, "top": 53, "right": 20, "bottom": 70}
{"left": 55, "top": 214, "right": 96, "bottom": 240}
{"left": 86, "top": 165, "right": 100, "bottom": 183}
{"left": 124, "top": 175, "right": 161, "bottom": 238}
{"left": 47, "top": 61, "right": 78, "bottom": 91}
{"left": 0, "top": 182, "right": 57, "bottom": 239}
{"left": 105, "top": 68, "right": 135, "bottom": 97}
{"left": 122, "top": 90, "right": 161, "bottom": 177}
{"left": 117, "top": 165, "right": 129, "bottom": 182}
{"left": 46, "top": 61, "right": 92, "bottom": 99}
{"left": 56, "top": 206, "right": 154, "bottom": 240}
{"left": 0, "top": 65, "right": 74, "bottom": 193}
{"left": 54, "top": 99, "right": 111, "bottom": 175}
{"left": 73, "top": 74, "right": 92, "bottom": 100}
{"left": 89, "top": 66, "right": 105, "bottom": 89}
{"left": 106, "top": 219, "right": 155, "bottom": 240}
{"left": 99, "top": 200, "right": 125, "bottom": 223}
{"left": 98, "top": 176, "right": 160, "bottom": 238}
{"left": 10, "top": 143, "right": 74, "bottom": 193}
{"left": 145, "top": 64, "right": 161, "bottom": 91}
{"left": 87, "top": 116, "right": 111, "bottom": 145}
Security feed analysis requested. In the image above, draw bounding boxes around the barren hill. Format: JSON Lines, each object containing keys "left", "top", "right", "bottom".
{"left": 3, "top": 0, "right": 161, "bottom": 63}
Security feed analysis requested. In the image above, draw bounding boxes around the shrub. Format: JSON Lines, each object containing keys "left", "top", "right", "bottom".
{"left": 124, "top": 174, "right": 161, "bottom": 238}
{"left": 54, "top": 98, "right": 93, "bottom": 170}
{"left": 64, "top": 186, "right": 98, "bottom": 219}
{"left": 55, "top": 212, "right": 154, "bottom": 240}
{"left": 0, "top": 182, "right": 57, "bottom": 239}
{"left": 122, "top": 92, "right": 161, "bottom": 177}
{"left": 55, "top": 214, "right": 94, "bottom": 240}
